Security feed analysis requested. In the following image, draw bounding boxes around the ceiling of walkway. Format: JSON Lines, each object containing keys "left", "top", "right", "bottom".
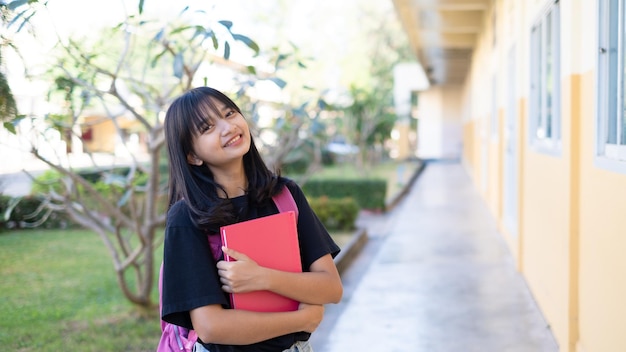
{"left": 392, "top": 0, "right": 490, "bottom": 86}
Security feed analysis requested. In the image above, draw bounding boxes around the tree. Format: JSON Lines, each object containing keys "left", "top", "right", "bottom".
{"left": 3, "top": 1, "right": 326, "bottom": 309}
{"left": 338, "top": 3, "right": 414, "bottom": 170}
{"left": 343, "top": 85, "right": 396, "bottom": 170}
{"left": 0, "top": 1, "right": 21, "bottom": 132}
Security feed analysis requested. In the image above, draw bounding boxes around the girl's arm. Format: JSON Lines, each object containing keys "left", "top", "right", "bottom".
{"left": 217, "top": 247, "right": 343, "bottom": 305}
{"left": 190, "top": 302, "right": 323, "bottom": 345}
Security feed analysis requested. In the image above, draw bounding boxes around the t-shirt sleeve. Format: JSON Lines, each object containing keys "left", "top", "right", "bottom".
{"left": 161, "top": 201, "right": 229, "bottom": 329}
{"left": 286, "top": 181, "right": 341, "bottom": 270}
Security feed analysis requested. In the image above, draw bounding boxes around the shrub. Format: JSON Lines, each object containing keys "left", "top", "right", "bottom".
{"left": 30, "top": 169, "right": 64, "bottom": 195}
{"left": 302, "top": 179, "right": 387, "bottom": 210}
{"left": 26, "top": 166, "right": 167, "bottom": 231}
{"left": 281, "top": 158, "right": 309, "bottom": 175}
{"left": 0, "top": 195, "right": 74, "bottom": 231}
{"left": 307, "top": 196, "right": 359, "bottom": 231}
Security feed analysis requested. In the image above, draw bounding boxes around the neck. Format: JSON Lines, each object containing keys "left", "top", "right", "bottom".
{"left": 210, "top": 163, "right": 247, "bottom": 198}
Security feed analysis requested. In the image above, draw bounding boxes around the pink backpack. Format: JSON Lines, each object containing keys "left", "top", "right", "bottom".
{"left": 157, "top": 186, "right": 298, "bottom": 351}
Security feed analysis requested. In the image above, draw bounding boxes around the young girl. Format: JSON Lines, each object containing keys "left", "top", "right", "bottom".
{"left": 161, "top": 86, "right": 343, "bottom": 352}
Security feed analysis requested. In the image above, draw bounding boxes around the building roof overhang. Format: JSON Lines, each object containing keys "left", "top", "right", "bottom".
{"left": 392, "top": 0, "right": 489, "bottom": 86}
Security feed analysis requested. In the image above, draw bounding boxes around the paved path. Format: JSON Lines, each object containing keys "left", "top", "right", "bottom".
{"left": 311, "top": 161, "right": 559, "bottom": 352}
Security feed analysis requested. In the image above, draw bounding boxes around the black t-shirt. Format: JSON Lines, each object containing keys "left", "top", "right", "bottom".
{"left": 161, "top": 180, "right": 340, "bottom": 352}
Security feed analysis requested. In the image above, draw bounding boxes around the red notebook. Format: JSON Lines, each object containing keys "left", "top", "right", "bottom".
{"left": 220, "top": 211, "right": 302, "bottom": 312}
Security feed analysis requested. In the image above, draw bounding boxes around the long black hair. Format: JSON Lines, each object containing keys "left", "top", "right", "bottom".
{"left": 164, "top": 86, "right": 285, "bottom": 231}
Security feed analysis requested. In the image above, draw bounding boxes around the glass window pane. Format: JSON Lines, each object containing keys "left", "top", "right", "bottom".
{"left": 608, "top": 0, "right": 619, "bottom": 144}
{"left": 537, "top": 23, "right": 544, "bottom": 139}
{"left": 622, "top": 0, "right": 626, "bottom": 145}
{"left": 622, "top": 109, "right": 626, "bottom": 145}
{"left": 546, "top": 11, "right": 553, "bottom": 139}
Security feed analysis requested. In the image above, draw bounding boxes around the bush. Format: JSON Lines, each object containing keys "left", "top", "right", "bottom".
{"left": 25, "top": 165, "right": 168, "bottom": 231}
{"left": 281, "top": 158, "right": 309, "bottom": 175}
{"left": 307, "top": 196, "right": 359, "bottom": 231}
{"left": 302, "top": 179, "right": 387, "bottom": 210}
{"left": 30, "top": 169, "right": 64, "bottom": 195}
{"left": 0, "top": 195, "right": 74, "bottom": 231}
{"left": 32, "top": 166, "right": 156, "bottom": 196}
{"left": 31, "top": 165, "right": 168, "bottom": 217}
{"left": 31, "top": 169, "right": 126, "bottom": 213}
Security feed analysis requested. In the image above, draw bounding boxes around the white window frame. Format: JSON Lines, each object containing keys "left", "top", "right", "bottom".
{"left": 491, "top": 74, "right": 498, "bottom": 140}
{"left": 529, "top": 0, "right": 561, "bottom": 155}
{"left": 596, "top": 0, "right": 626, "bottom": 173}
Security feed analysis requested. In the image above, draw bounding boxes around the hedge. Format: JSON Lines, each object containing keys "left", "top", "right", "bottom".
{"left": 307, "top": 196, "right": 359, "bottom": 231}
{"left": 0, "top": 195, "right": 74, "bottom": 231}
{"left": 4, "top": 170, "right": 373, "bottom": 232}
{"left": 302, "top": 179, "right": 386, "bottom": 211}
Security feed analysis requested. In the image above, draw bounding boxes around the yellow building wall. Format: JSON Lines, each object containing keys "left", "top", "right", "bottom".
{"left": 521, "top": 144, "right": 573, "bottom": 350}
{"left": 462, "top": 0, "right": 577, "bottom": 350}
{"left": 563, "top": 73, "right": 581, "bottom": 352}
{"left": 500, "top": 98, "right": 527, "bottom": 264}
{"left": 84, "top": 119, "right": 117, "bottom": 153}
{"left": 455, "top": 0, "right": 626, "bottom": 350}
{"left": 476, "top": 117, "right": 488, "bottom": 194}
{"left": 489, "top": 109, "right": 504, "bottom": 222}
{"left": 462, "top": 120, "right": 475, "bottom": 174}
{"left": 577, "top": 69, "right": 626, "bottom": 352}
{"left": 487, "top": 137, "right": 500, "bottom": 219}
{"left": 519, "top": 72, "right": 581, "bottom": 352}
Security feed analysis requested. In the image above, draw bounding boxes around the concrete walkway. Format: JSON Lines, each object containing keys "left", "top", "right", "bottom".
{"left": 311, "top": 161, "right": 559, "bottom": 352}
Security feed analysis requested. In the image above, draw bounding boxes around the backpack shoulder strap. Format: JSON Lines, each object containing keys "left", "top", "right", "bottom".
{"left": 158, "top": 262, "right": 166, "bottom": 331}
{"left": 272, "top": 184, "right": 298, "bottom": 220}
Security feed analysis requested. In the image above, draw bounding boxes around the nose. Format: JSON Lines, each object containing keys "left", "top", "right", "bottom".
{"left": 218, "top": 119, "right": 236, "bottom": 136}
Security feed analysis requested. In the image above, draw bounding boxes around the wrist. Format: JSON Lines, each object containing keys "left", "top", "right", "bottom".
{"left": 258, "top": 267, "right": 272, "bottom": 291}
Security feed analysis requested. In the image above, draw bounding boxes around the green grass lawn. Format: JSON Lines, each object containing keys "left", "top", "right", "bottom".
{"left": 0, "top": 228, "right": 163, "bottom": 351}
{"left": 0, "top": 228, "right": 362, "bottom": 351}
{"left": 0, "top": 159, "right": 422, "bottom": 351}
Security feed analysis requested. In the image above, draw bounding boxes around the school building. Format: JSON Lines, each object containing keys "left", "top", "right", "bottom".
{"left": 391, "top": 0, "right": 626, "bottom": 351}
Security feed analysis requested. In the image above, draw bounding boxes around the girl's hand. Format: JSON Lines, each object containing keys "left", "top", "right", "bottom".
{"left": 298, "top": 303, "right": 324, "bottom": 333}
{"left": 217, "top": 246, "right": 265, "bottom": 293}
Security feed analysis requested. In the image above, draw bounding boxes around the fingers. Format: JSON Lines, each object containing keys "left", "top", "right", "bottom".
{"left": 215, "top": 247, "right": 248, "bottom": 270}
{"left": 216, "top": 247, "right": 260, "bottom": 293}
{"left": 221, "top": 246, "right": 250, "bottom": 261}
{"left": 219, "top": 277, "right": 233, "bottom": 293}
{"left": 298, "top": 303, "right": 325, "bottom": 333}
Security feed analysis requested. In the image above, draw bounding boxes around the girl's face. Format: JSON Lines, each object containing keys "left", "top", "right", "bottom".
{"left": 187, "top": 98, "right": 251, "bottom": 172}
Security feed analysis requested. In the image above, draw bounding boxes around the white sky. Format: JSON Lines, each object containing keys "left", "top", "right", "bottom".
{"left": 7, "top": 0, "right": 409, "bottom": 104}
{"left": 43, "top": 1, "right": 255, "bottom": 37}
{"left": 40, "top": 0, "right": 352, "bottom": 51}
{"left": 14, "top": 0, "right": 369, "bottom": 85}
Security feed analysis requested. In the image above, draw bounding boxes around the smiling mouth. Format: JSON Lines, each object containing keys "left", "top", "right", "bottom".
{"left": 224, "top": 135, "right": 241, "bottom": 147}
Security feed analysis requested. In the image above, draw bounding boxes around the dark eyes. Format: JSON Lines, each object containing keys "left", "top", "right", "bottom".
{"left": 200, "top": 123, "right": 214, "bottom": 133}
{"left": 199, "top": 109, "right": 236, "bottom": 133}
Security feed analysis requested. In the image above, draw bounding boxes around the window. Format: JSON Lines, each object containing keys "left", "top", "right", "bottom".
{"left": 529, "top": 0, "right": 561, "bottom": 153}
{"left": 597, "top": 0, "right": 626, "bottom": 168}
{"left": 491, "top": 74, "right": 498, "bottom": 139}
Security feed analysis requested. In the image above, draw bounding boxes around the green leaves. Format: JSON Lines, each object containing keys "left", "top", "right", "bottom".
{"left": 268, "top": 77, "right": 287, "bottom": 89}
{"left": 223, "top": 41, "right": 231, "bottom": 60}
{"left": 149, "top": 18, "right": 259, "bottom": 71}
{"left": 232, "top": 34, "right": 259, "bottom": 54}
{"left": 218, "top": 20, "right": 259, "bottom": 56}
{"left": 5, "top": 0, "right": 39, "bottom": 32}
{"left": 218, "top": 20, "right": 233, "bottom": 30}
{"left": 173, "top": 52, "right": 184, "bottom": 79}
{"left": 2, "top": 116, "right": 24, "bottom": 135}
